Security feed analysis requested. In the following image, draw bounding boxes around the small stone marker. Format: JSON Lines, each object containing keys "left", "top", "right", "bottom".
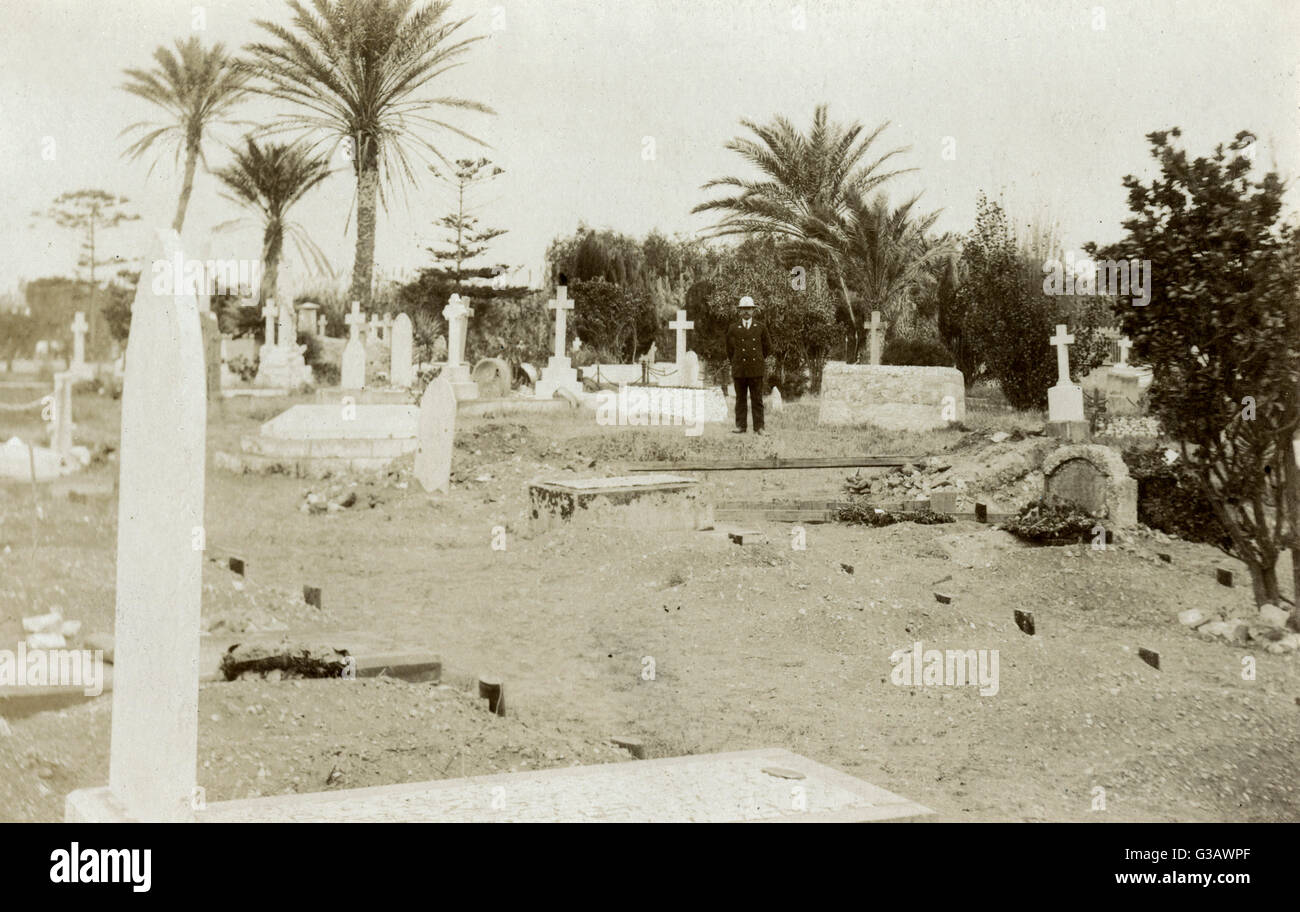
{"left": 414, "top": 376, "right": 456, "bottom": 494}
{"left": 729, "top": 532, "right": 745, "bottom": 545}
{"left": 389, "top": 313, "right": 414, "bottom": 388}
{"left": 1157, "top": 552, "right": 1172, "bottom": 563}
{"left": 478, "top": 676, "right": 504, "bottom": 715}
{"left": 303, "top": 585, "right": 322, "bottom": 609}
{"left": 1138, "top": 648, "right": 1160, "bottom": 670}
{"left": 934, "top": 591, "right": 953, "bottom": 604}
{"left": 228, "top": 557, "right": 245, "bottom": 577}
{"left": 840, "top": 563, "right": 854, "bottom": 575}
{"left": 975, "top": 502, "right": 988, "bottom": 523}
{"left": 1216, "top": 567, "right": 1233, "bottom": 587}
{"left": 1014, "top": 610, "right": 1035, "bottom": 636}
{"left": 611, "top": 736, "right": 646, "bottom": 759}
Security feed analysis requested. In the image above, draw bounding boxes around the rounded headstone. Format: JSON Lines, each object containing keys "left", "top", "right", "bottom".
{"left": 471, "top": 358, "right": 511, "bottom": 399}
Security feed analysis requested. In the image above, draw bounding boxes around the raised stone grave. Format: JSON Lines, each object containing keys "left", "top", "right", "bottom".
{"left": 165, "top": 749, "right": 930, "bottom": 823}
{"left": 530, "top": 473, "right": 706, "bottom": 526}
{"left": 818, "top": 362, "right": 964, "bottom": 430}
{"left": 224, "top": 403, "right": 419, "bottom": 476}
{"left": 1043, "top": 444, "right": 1137, "bottom": 526}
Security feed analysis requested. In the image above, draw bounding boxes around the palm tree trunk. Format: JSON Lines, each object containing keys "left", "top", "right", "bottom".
{"left": 261, "top": 222, "right": 283, "bottom": 313}
{"left": 172, "top": 140, "right": 199, "bottom": 233}
{"left": 349, "top": 147, "right": 380, "bottom": 308}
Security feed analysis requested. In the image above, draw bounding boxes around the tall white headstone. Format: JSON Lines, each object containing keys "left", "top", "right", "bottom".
{"left": 1047, "top": 323, "right": 1085, "bottom": 431}
{"left": 342, "top": 301, "right": 367, "bottom": 389}
{"left": 867, "top": 311, "right": 883, "bottom": 365}
{"left": 669, "top": 309, "right": 693, "bottom": 367}
{"left": 390, "top": 312, "right": 414, "bottom": 388}
{"left": 415, "top": 375, "right": 456, "bottom": 493}
{"left": 535, "top": 285, "right": 581, "bottom": 399}
{"left": 110, "top": 229, "right": 206, "bottom": 821}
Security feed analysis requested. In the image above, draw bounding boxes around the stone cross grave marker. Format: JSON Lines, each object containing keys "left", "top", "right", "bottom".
{"left": 442, "top": 294, "right": 474, "bottom": 368}
{"left": 342, "top": 301, "right": 367, "bottom": 389}
{"left": 1050, "top": 323, "right": 1074, "bottom": 384}
{"left": 261, "top": 300, "right": 277, "bottom": 346}
{"left": 867, "top": 311, "right": 883, "bottom": 365}
{"left": 390, "top": 312, "right": 414, "bottom": 388}
{"left": 669, "top": 309, "right": 693, "bottom": 367}
{"left": 415, "top": 375, "right": 456, "bottom": 493}
{"left": 70, "top": 311, "right": 88, "bottom": 369}
{"left": 1047, "top": 323, "right": 1085, "bottom": 428}
{"left": 82, "top": 229, "right": 206, "bottom": 821}
{"left": 1117, "top": 336, "right": 1132, "bottom": 366}
{"left": 547, "top": 285, "right": 573, "bottom": 361}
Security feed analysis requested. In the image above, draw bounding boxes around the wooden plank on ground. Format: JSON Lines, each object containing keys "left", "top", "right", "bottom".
{"left": 625, "top": 456, "right": 926, "bottom": 472}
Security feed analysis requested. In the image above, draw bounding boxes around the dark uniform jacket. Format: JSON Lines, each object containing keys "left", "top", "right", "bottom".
{"left": 725, "top": 318, "right": 771, "bottom": 378}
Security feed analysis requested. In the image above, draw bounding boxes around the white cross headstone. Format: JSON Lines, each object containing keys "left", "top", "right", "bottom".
{"left": 1050, "top": 324, "right": 1075, "bottom": 385}
{"left": 70, "top": 311, "right": 89, "bottom": 369}
{"left": 442, "top": 294, "right": 475, "bottom": 368}
{"left": 668, "top": 309, "right": 694, "bottom": 367}
{"left": 390, "top": 312, "right": 414, "bottom": 388}
{"left": 342, "top": 301, "right": 367, "bottom": 389}
{"left": 867, "top": 311, "right": 883, "bottom": 365}
{"left": 535, "top": 285, "right": 581, "bottom": 399}
{"left": 1117, "top": 336, "right": 1132, "bottom": 366}
{"left": 415, "top": 375, "right": 456, "bottom": 493}
{"left": 547, "top": 286, "right": 573, "bottom": 361}
{"left": 1047, "top": 323, "right": 1085, "bottom": 426}
{"left": 103, "top": 229, "right": 206, "bottom": 821}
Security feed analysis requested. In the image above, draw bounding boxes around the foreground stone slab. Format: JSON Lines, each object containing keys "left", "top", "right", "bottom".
{"left": 68, "top": 749, "right": 934, "bottom": 822}
{"left": 818, "top": 362, "right": 964, "bottom": 430}
{"left": 530, "top": 474, "right": 710, "bottom": 530}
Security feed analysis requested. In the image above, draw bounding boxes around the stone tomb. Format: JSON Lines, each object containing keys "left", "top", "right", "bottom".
{"left": 69, "top": 240, "right": 934, "bottom": 823}
{"left": 227, "top": 403, "right": 419, "bottom": 476}
{"left": 818, "top": 362, "right": 965, "bottom": 431}
{"left": 529, "top": 473, "right": 710, "bottom": 529}
{"left": 1042, "top": 444, "right": 1137, "bottom": 526}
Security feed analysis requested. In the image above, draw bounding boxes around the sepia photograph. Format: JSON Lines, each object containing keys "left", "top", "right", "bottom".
{"left": 0, "top": 0, "right": 1294, "bottom": 882}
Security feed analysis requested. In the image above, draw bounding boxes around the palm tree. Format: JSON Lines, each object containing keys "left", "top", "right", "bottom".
{"left": 692, "top": 105, "right": 912, "bottom": 359}
{"left": 212, "top": 139, "right": 333, "bottom": 306}
{"left": 244, "top": 0, "right": 495, "bottom": 308}
{"left": 120, "top": 38, "right": 250, "bottom": 232}
{"left": 820, "top": 193, "right": 948, "bottom": 351}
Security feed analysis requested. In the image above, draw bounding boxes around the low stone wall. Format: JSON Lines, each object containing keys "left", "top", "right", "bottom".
{"left": 818, "top": 363, "right": 965, "bottom": 430}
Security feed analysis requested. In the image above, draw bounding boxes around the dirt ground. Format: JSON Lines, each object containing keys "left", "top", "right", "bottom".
{"left": 2, "top": 385, "right": 1298, "bottom": 822}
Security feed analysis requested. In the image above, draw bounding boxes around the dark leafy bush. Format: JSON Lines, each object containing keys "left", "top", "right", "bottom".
{"left": 837, "top": 499, "right": 956, "bottom": 527}
{"left": 1001, "top": 496, "right": 1101, "bottom": 544}
{"left": 1121, "top": 448, "right": 1231, "bottom": 549}
{"left": 880, "top": 337, "right": 955, "bottom": 367}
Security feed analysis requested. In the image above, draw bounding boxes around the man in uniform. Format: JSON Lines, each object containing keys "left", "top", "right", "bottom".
{"left": 724, "top": 295, "right": 771, "bottom": 435}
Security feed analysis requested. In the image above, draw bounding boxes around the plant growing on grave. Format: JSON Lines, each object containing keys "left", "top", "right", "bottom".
{"left": 693, "top": 104, "right": 913, "bottom": 361}
{"left": 959, "top": 195, "right": 1113, "bottom": 409}
{"left": 836, "top": 499, "right": 956, "bottom": 527}
{"left": 213, "top": 138, "right": 333, "bottom": 306}
{"left": 120, "top": 38, "right": 251, "bottom": 232}
{"left": 880, "top": 337, "right": 955, "bottom": 367}
{"left": 1089, "top": 129, "right": 1300, "bottom": 620}
{"left": 1000, "top": 496, "right": 1101, "bottom": 544}
{"left": 244, "top": 0, "right": 495, "bottom": 310}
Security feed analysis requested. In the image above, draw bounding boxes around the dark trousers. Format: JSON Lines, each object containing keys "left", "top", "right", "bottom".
{"left": 733, "top": 376, "right": 764, "bottom": 431}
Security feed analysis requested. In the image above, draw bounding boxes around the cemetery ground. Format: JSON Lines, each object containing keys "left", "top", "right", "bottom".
{"left": 1, "top": 386, "right": 1298, "bottom": 823}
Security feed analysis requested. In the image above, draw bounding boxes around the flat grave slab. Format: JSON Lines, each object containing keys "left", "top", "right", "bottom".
{"left": 530, "top": 474, "right": 704, "bottom": 524}
{"left": 260, "top": 404, "right": 418, "bottom": 440}
{"left": 181, "top": 748, "right": 934, "bottom": 822}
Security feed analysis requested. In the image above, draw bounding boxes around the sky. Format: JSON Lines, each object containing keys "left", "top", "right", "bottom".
{"left": 1, "top": 0, "right": 1297, "bottom": 299}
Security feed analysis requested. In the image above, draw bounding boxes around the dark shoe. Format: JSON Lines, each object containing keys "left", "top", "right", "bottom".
{"left": 754, "top": 429, "right": 765, "bottom": 436}
{"left": 731, "top": 428, "right": 746, "bottom": 434}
